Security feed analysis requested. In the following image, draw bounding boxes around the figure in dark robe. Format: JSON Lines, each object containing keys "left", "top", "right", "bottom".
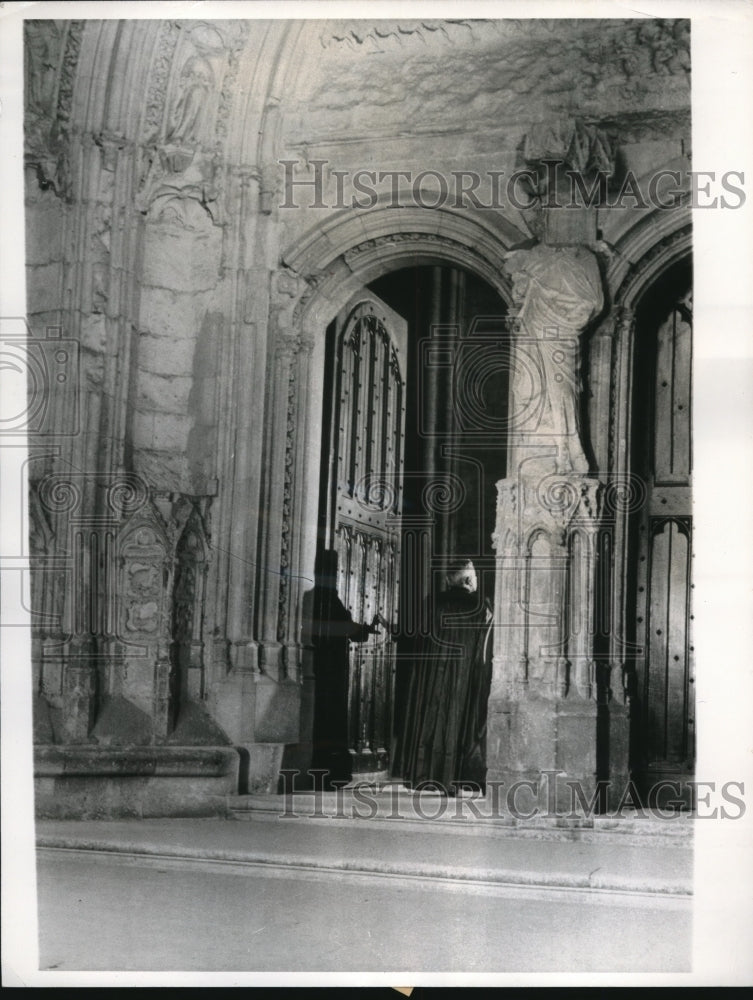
{"left": 392, "top": 559, "right": 493, "bottom": 795}
{"left": 309, "top": 550, "right": 381, "bottom": 788}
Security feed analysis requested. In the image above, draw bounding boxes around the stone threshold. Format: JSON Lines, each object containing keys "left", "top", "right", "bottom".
{"left": 228, "top": 789, "right": 695, "bottom": 847}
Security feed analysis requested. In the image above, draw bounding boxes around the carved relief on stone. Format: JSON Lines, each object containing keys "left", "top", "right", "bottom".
{"left": 143, "top": 21, "right": 182, "bottom": 142}
{"left": 126, "top": 600, "right": 160, "bottom": 634}
{"left": 517, "top": 119, "right": 617, "bottom": 239}
{"left": 137, "top": 21, "right": 249, "bottom": 225}
{"left": 210, "top": 21, "right": 250, "bottom": 143}
{"left": 25, "top": 20, "right": 64, "bottom": 115}
{"left": 496, "top": 475, "right": 600, "bottom": 551}
{"left": 270, "top": 267, "right": 318, "bottom": 359}
{"left": 638, "top": 19, "right": 691, "bottom": 76}
{"left": 166, "top": 55, "right": 215, "bottom": 146}
{"left": 147, "top": 21, "right": 230, "bottom": 149}
{"left": 24, "top": 20, "right": 83, "bottom": 196}
{"left": 532, "top": 474, "right": 603, "bottom": 539}
{"left": 343, "top": 232, "right": 491, "bottom": 271}
{"left": 118, "top": 510, "right": 170, "bottom": 644}
{"left": 302, "top": 20, "right": 688, "bottom": 152}
{"left": 505, "top": 246, "right": 604, "bottom": 476}
{"left": 493, "top": 474, "right": 603, "bottom": 699}
{"left": 136, "top": 146, "right": 223, "bottom": 228}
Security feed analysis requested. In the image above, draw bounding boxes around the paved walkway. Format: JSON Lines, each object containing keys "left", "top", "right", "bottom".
{"left": 30, "top": 809, "right": 695, "bottom": 976}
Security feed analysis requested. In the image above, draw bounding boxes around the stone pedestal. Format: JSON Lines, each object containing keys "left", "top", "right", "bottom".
{"left": 488, "top": 244, "right": 622, "bottom": 813}
{"left": 488, "top": 475, "right": 606, "bottom": 810}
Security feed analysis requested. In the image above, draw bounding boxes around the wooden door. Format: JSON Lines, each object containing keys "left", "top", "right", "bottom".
{"left": 322, "top": 292, "right": 408, "bottom": 779}
{"left": 633, "top": 286, "right": 694, "bottom": 803}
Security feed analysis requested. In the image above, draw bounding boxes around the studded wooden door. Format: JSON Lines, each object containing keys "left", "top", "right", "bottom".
{"left": 633, "top": 286, "right": 694, "bottom": 801}
{"left": 323, "top": 293, "right": 408, "bottom": 779}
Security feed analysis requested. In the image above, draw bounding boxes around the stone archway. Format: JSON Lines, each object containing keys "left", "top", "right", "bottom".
{"left": 256, "top": 211, "right": 518, "bottom": 733}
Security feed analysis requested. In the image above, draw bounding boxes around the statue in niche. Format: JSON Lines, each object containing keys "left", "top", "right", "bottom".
{"left": 507, "top": 246, "right": 603, "bottom": 475}
{"left": 166, "top": 55, "right": 214, "bottom": 146}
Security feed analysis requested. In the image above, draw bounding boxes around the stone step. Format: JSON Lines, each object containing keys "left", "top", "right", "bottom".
{"left": 227, "top": 789, "right": 695, "bottom": 848}
{"left": 36, "top": 816, "right": 693, "bottom": 901}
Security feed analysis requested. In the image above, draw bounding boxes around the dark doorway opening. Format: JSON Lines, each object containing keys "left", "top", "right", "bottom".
{"left": 312, "top": 264, "right": 509, "bottom": 783}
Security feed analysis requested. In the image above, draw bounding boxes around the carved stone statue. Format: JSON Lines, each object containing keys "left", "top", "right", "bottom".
{"left": 506, "top": 246, "right": 603, "bottom": 475}
{"left": 166, "top": 55, "right": 214, "bottom": 145}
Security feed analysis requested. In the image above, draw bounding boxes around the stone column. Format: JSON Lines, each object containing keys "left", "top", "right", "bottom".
{"left": 488, "top": 245, "right": 609, "bottom": 812}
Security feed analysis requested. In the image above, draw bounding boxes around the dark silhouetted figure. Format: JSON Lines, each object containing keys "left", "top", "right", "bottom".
{"left": 310, "top": 550, "right": 380, "bottom": 788}
{"left": 393, "top": 559, "right": 493, "bottom": 795}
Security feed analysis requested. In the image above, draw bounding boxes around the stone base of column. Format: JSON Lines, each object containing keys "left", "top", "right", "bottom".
{"left": 487, "top": 696, "right": 629, "bottom": 815}
{"left": 34, "top": 746, "right": 240, "bottom": 819}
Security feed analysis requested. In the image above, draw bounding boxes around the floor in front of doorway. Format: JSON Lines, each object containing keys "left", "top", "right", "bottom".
{"left": 35, "top": 847, "right": 690, "bottom": 974}
{"left": 30, "top": 815, "right": 692, "bottom": 976}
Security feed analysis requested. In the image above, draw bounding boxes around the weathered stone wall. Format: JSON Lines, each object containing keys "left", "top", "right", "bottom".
{"left": 134, "top": 215, "right": 224, "bottom": 494}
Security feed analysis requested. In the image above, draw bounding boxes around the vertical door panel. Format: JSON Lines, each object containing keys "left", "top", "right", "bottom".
{"left": 634, "top": 286, "right": 694, "bottom": 798}
{"left": 325, "top": 295, "right": 407, "bottom": 777}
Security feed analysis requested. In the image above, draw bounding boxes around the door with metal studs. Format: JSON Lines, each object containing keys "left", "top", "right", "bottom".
{"left": 321, "top": 292, "right": 408, "bottom": 779}
{"left": 633, "top": 285, "right": 694, "bottom": 802}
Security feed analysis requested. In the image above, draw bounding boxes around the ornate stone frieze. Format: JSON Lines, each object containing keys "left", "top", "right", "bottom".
{"left": 213, "top": 22, "right": 250, "bottom": 144}
{"left": 143, "top": 22, "right": 182, "bottom": 142}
